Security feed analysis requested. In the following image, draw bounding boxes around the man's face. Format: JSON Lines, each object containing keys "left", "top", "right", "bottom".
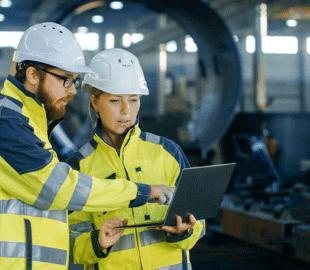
{"left": 36, "top": 68, "right": 79, "bottom": 121}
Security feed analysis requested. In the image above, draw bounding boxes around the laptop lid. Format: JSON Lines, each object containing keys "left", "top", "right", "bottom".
{"left": 120, "top": 163, "right": 236, "bottom": 229}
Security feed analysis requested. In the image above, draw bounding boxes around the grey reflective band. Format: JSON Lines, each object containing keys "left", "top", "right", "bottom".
{"left": 79, "top": 141, "right": 96, "bottom": 157}
{"left": 0, "top": 199, "right": 67, "bottom": 223}
{"left": 70, "top": 221, "right": 94, "bottom": 241}
{"left": 0, "top": 241, "right": 67, "bottom": 265}
{"left": 67, "top": 172, "right": 92, "bottom": 211}
{"left": 139, "top": 230, "right": 166, "bottom": 247}
{"left": 156, "top": 263, "right": 192, "bottom": 270}
{"left": 110, "top": 234, "right": 135, "bottom": 253}
{"left": 70, "top": 220, "right": 93, "bottom": 234}
{"left": 33, "top": 162, "right": 70, "bottom": 210}
{"left": 0, "top": 97, "right": 22, "bottom": 114}
{"left": 145, "top": 132, "right": 161, "bottom": 144}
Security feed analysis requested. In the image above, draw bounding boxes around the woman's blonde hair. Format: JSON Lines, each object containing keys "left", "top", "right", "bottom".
{"left": 88, "top": 87, "right": 103, "bottom": 125}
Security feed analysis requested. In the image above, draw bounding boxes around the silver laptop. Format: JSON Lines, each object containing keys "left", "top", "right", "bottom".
{"left": 119, "top": 163, "right": 236, "bottom": 229}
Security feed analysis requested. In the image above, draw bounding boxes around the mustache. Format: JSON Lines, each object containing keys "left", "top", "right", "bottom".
{"left": 61, "top": 96, "right": 74, "bottom": 103}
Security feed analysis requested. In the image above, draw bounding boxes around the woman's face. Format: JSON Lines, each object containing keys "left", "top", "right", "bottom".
{"left": 91, "top": 91, "right": 140, "bottom": 139}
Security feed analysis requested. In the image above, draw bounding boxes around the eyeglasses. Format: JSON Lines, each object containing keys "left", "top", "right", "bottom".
{"left": 39, "top": 68, "right": 82, "bottom": 89}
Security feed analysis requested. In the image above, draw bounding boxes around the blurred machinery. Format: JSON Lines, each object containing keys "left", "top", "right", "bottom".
{"left": 208, "top": 113, "right": 310, "bottom": 265}
{"left": 49, "top": 0, "right": 241, "bottom": 162}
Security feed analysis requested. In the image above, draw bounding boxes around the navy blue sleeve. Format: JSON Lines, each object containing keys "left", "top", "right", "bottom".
{"left": 0, "top": 115, "right": 53, "bottom": 175}
{"left": 129, "top": 183, "right": 150, "bottom": 208}
{"left": 161, "top": 137, "right": 191, "bottom": 186}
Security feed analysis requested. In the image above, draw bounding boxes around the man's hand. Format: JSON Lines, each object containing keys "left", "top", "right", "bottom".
{"left": 148, "top": 185, "right": 175, "bottom": 205}
{"left": 149, "top": 214, "right": 196, "bottom": 235}
{"left": 99, "top": 218, "right": 128, "bottom": 249}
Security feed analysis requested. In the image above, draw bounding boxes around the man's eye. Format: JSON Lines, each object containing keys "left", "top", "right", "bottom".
{"left": 130, "top": 99, "right": 138, "bottom": 102}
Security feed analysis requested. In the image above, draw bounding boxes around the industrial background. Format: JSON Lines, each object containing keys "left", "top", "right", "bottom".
{"left": 1, "top": 0, "right": 310, "bottom": 269}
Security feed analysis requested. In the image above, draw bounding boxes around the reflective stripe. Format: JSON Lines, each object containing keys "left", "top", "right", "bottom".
{"left": 139, "top": 230, "right": 166, "bottom": 247}
{"left": 70, "top": 221, "right": 93, "bottom": 240}
{"left": 0, "top": 199, "right": 67, "bottom": 223}
{"left": 0, "top": 97, "right": 22, "bottom": 114}
{"left": 33, "top": 162, "right": 70, "bottom": 210}
{"left": 155, "top": 263, "right": 192, "bottom": 270}
{"left": 79, "top": 141, "right": 96, "bottom": 157}
{"left": 0, "top": 241, "right": 67, "bottom": 265}
{"left": 145, "top": 132, "right": 161, "bottom": 145}
{"left": 70, "top": 220, "right": 93, "bottom": 233}
{"left": 67, "top": 172, "right": 92, "bottom": 211}
{"left": 69, "top": 220, "right": 94, "bottom": 258}
{"left": 110, "top": 234, "right": 135, "bottom": 253}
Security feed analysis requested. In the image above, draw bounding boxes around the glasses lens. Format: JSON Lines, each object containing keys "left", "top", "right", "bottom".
{"left": 64, "top": 78, "right": 82, "bottom": 88}
{"left": 63, "top": 78, "right": 74, "bottom": 88}
{"left": 74, "top": 79, "right": 82, "bottom": 88}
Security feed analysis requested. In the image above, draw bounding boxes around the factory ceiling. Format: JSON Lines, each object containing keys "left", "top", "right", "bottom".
{"left": 1, "top": 0, "right": 309, "bottom": 35}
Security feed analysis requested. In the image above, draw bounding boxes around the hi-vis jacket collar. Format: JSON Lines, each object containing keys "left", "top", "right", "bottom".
{"left": 93, "top": 116, "right": 140, "bottom": 145}
{"left": 6, "top": 75, "right": 63, "bottom": 137}
{"left": 7, "top": 75, "right": 42, "bottom": 105}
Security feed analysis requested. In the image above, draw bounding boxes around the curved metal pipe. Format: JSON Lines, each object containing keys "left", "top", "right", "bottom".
{"left": 41, "top": 0, "right": 242, "bottom": 157}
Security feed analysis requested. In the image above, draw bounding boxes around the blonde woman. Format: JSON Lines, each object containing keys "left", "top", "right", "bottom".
{"left": 69, "top": 48, "right": 205, "bottom": 270}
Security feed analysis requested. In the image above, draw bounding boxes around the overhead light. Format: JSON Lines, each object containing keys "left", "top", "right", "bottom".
{"left": 105, "top": 33, "right": 115, "bottom": 49}
{"left": 0, "top": 0, "right": 12, "bottom": 8}
{"left": 110, "top": 1, "right": 123, "bottom": 10}
{"left": 0, "top": 14, "right": 5, "bottom": 22}
{"left": 233, "top": 35, "right": 239, "bottom": 42}
{"left": 122, "top": 33, "right": 131, "bottom": 48}
{"left": 286, "top": 19, "right": 298, "bottom": 28}
{"left": 0, "top": 31, "right": 23, "bottom": 48}
{"left": 75, "top": 32, "right": 99, "bottom": 51}
{"left": 77, "top": 26, "right": 89, "bottom": 33}
{"left": 185, "top": 35, "right": 198, "bottom": 53}
{"left": 166, "top": 40, "right": 177, "bottom": 52}
{"left": 92, "top": 15, "right": 104, "bottom": 24}
{"left": 131, "top": 33, "right": 144, "bottom": 44}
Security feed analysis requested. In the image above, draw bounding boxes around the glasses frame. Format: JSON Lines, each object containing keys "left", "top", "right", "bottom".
{"left": 39, "top": 68, "right": 82, "bottom": 89}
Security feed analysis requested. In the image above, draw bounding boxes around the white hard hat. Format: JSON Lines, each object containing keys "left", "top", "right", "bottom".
{"left": 82, "top": 48, "right": 149, "bottom": 95}
{"left": 13, "top": 22, "right": 92, "bottom": 74}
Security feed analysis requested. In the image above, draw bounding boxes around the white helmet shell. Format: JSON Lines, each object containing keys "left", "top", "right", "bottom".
{"left": 13, "top": 22, "right": 92, "bottom": 74}
{"left": 82, "top": 48, "right": 149, "bottom": 95}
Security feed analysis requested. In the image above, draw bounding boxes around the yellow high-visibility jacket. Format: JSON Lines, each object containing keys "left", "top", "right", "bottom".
{"left": 0, "top": 76, "right": 150, "bottom": 270}
{"left": 69, "top": 121, "right": 206, "bottom": 270}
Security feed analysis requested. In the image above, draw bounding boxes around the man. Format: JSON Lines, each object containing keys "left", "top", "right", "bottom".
{"left": 0, "top": 22, "right": 174, "bottom": 269}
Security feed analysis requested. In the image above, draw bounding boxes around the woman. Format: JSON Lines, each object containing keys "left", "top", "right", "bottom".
{"left": 69, "top": 48, "right": 205, "bottom": 270}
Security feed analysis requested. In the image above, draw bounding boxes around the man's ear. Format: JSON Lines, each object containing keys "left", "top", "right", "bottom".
{"left": 25, "top": 66, "right": 40, "bottom": 86}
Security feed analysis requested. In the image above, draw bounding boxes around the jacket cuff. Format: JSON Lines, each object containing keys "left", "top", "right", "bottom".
{"left": 129, "top": 183, "right": 150, "bottom": 208}
{"left": 166, "top": 228, "right": 194, "bottom": 243}
{"left": 91, "top": 230, "right": 111, "bottom": 258}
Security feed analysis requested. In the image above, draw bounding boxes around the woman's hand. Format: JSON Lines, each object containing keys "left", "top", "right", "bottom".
{"left": 149, "top": 214, "right": 196, "bottom": 235}
{"left": 99, "top": 218, "right": 128, "bottom": 249}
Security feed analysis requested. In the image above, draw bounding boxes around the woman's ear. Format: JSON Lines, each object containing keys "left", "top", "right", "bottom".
{"left": 90, "top": 95, "right": 98, "bottom": 112}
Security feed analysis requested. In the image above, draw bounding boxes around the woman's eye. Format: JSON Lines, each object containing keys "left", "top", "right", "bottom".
{"left": 110, "top": 100, "right": 119, "bottom": 103}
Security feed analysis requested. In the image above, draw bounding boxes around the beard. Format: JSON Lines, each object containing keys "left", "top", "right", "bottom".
{"left": 36, "top": 79, "right": 71, "bottom": 122}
